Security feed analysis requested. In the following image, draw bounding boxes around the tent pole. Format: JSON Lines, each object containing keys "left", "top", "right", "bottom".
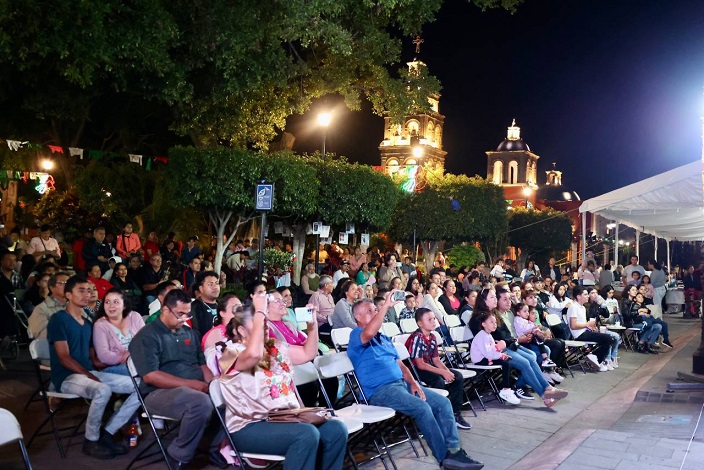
{"left": 614, "top": 223, "right": 619, "bottom": 267}
{"left": 581, "top": 212, "right": 587, "bottom": 266}
{"left": 666, "top": 239, "right": 671, "bottom": 274}
{"left": 654, "top": 235, "right": 658, "bottom": 262}
{"left": 635, "top": 230, "right": 640, "bottom": 259}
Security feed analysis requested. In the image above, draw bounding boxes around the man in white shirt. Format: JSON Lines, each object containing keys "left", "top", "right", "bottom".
{"left": 27, "top": 224, "right": 61, "bottom": 263}
{"left": 566, "top": 286, "right": 616, "bottom": 372}
{"left": 622, "top": 256, "right": 645, "bottom": 284}
{"left": 332, "top": 260, "right": 350, "bottom": 287}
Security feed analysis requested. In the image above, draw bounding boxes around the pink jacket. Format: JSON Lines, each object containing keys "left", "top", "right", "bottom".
{"left": 93, "top": 311, "right": 145, "bottom": 365}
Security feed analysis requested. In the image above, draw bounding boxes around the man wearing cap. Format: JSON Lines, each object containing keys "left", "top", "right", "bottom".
{"left": 332, "top": 260, "right": 351, "bottom": 288}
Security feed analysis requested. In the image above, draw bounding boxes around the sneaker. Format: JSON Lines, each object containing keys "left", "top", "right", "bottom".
{"left": 443, "top": 449, "right": 484, "bottom": 470}
{"left": 598, "top": 362, "right": 608, "bottom": 372}
{"left": 544, "top": 387, "right": 569, "bottom": 400}
{"left": 499, "top": 388, "right": 521, "bottom": 405}
{"left": 603, "top": 361, "right": 614, "bottom": 371}
{"left": 515, "top": 387, "right": 535, "bottom": 400}
{"left": 82, "top": 438, "right": 115, "bottom": 460}
{"left": 610, "top": 358, "right": 619, "bottom": 368}
{"left": 99, "top": 430, "right": 128, "bottom": 456}
{"left": 542, "top": 371, "right": 556, "bottom": 385}
{"left": 549, "top": 371, "right": 565, "bottom": 383}
{"left": 662, "top": 340, "right": 673, "bottom": 348}
{"left": 585, "top": 354, "right": 600, "bottom": 369}
{"left": 541, "top": 359, "right": 557, "bottom": 368}
{"left": 454, "top": 413, "right": 472, "bottom": 430}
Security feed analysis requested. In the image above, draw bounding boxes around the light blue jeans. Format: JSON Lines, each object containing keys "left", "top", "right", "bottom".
{"left": 634, "top": 322, "right": 662, "bottom": 345}
{"left": 368, "top": 379, "right": 458, "bottom": 463}
{"left": 60, "top": 371, "right": 140, "bottom": 441}
{"left": 603, "top": 330, "right": 621, "bottom": 360}
{"left": 102, "top": 363, "right": 129, "bottom": 376}
{"left": 504, "top": 346, "right": 550, "bottom": 396}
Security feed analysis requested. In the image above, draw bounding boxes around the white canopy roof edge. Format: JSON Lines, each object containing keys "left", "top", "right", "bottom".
{"left": 579, "top": 160, "right": 704, "bottom": 241}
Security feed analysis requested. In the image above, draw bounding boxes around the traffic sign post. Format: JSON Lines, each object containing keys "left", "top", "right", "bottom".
{"left": 256, "top": 182, "right": 274, "bottom": 281}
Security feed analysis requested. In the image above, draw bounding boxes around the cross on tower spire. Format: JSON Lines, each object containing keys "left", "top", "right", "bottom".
{"left": 412, "top": 35, "right": 424, "bottom": 55}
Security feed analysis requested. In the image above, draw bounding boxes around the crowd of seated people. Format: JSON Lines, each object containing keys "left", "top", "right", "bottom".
{"left": 2, "top": 222, "right": 691, "bottom": 469}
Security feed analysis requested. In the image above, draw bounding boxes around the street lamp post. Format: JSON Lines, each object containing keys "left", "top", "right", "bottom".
{"left": 315, "top": 112, "right": 332, "bottom": 273}
{"left": 522, "top": 187, "right": 533, "bottom": 208}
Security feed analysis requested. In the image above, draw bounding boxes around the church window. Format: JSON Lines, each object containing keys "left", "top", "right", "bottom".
{"left": 492, "top": 161, "right": 503, "bottom": 184}
{"left": 509, "top": 160, "right": 518, "bottom": 184}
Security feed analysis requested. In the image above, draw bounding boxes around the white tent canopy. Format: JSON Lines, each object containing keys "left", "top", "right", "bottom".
{"left": 579, "top": 160, "right": 704, "bottom": 241}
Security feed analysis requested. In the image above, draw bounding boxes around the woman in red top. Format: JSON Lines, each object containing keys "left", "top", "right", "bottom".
{"left": 87, "top": 264, "right": 114, "bottom": 300}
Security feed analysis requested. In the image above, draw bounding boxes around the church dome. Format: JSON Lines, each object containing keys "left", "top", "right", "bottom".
{"left": 497, "top": 138, "right": 530, "bottom": 152}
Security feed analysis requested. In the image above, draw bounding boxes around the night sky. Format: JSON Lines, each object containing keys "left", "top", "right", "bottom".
{"left": 287, "top": 0, "right": 704, "bottom": 201}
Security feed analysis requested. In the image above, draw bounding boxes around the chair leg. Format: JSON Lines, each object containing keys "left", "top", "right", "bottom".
{"left": 18, "top": 439, "right": 33, "bottom": 470}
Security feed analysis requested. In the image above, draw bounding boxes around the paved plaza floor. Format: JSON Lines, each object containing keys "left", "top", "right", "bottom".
{"left": 2, "top": 315, "right": 703, "bottom": 469}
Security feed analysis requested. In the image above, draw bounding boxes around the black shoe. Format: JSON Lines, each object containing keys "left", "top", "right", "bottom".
{"left": 515, "top": 387, "right": 535, "bottom": 400}
{"left": 209, "top": 450, "right": 230, "bottom": 468}
{"left": 443, "top": 449, "right": 484, "bottom": 470}
{"left": 454, "top": 413, "right": 472, "bottom": 430}
{"left": 663, "top": 340, "right": 673, "bottom": 348}
{"left": 637, "top": 343, "right": 648, "bottom": 354}
{"left": 99, "top": 430, "right": 128, "bottom": 455}
{"left": 82, "top": 438, "right": 115, "bottom": 460}
{"left": 647, "top": 345, "right": 659, "bottom": 354}
{"left": 166, "top": 452, "right": 188, "bottom": 469}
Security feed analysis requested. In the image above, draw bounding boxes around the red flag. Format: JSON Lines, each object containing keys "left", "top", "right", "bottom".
{"left": 48, "top": 145, "right": 64, "bottom": 154}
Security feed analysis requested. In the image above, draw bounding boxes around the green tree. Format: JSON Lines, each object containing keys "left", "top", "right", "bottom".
{"left": 0, "top": 0, "right": 524, "bottom": 173}
{"left": 164, "top": 147, "right": 319, "bottom": 273}
{"left": 289, "top": 156, "right": 402, "bottom": 283}
{"left": 31, "top": 190, "right": 104, "bottom": 243}
{"left": 507, "top": 207, "right": 573, "bottom": 268}
{"left": 391, "top": 174, "right": 507, "bottom": 272}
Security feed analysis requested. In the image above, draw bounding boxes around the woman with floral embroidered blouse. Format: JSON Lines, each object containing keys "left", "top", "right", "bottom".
{"left": 219, "top": 294, "right": 347, "bottom": 469}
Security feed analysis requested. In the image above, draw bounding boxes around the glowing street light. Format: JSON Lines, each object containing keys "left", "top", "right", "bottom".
{"left": 412, "top": 146, "right": 424, "bottom": 159}
{"left": 522, "top": 187, "right": 533, "bottom": 208}
{"left": 317, "top": 112, "right": 332, "bottom": 160}
{"left": 40, "top": 158, "right": 54, "bottom": 171}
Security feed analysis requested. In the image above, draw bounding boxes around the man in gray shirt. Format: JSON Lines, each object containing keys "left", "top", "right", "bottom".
{"left": 622, "top": 256, "right": 646, "bottom": 284}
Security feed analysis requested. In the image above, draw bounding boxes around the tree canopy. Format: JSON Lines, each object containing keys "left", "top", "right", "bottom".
{"left": 391, "top": 173, "right": 507, "bottom": 270}
{"left": 0, "top": 0, "right": 524, "bottom": 159}
{"left": 507, "top": 207, "right": 573, "bottom": 263}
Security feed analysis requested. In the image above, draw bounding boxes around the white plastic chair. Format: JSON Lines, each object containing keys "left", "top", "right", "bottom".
{"left": 380, "top": 322, "right": 401, "bottom": 338}
{"left": 0, "top": 408, "right": 33, "bottom": 470}
{"left": 330, "top": 327, "right": 353, "bottom": 351}
{"left": 399, "top": 318, "right": 417, "bottom": 334}
{"left": 392, "top": 343, "right": 449, "bottom": 398}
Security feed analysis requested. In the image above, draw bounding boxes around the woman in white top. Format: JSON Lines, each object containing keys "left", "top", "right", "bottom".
{"left": 546, "top": 282, "right": 572, "bottom": 340}
{"left": 421, "top": 282, "right": 452, "bottom": 344}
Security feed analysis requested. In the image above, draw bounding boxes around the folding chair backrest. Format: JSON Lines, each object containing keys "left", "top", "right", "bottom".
{"left": 293, "top": 362, "right": 320, "bottom": 387}
{"left": 209, "top": 379, "right": 225, "bottom": 408}
{"left": 450, "top": 326, "right": 473, "bottom": 342}
{"left": 430, "top": 330, "right": 443, "bottom": 344}
{"left": 444, "top": 314, "right": 462, "bottom": 328}
{"left": 400, "top": 318, "right": 417, "bottom": 334}
{"left": 392, "top": 333, "right": 411, "bottom": 345}
{"left": 331, "top": 327, "right": 352, "bottom": 350}
{"left": 127, "top": 356, "right": 139, "bottom": 379}
{"left": 393, "top": 342, "right": 410, "bottom": 361}
{"left": 546, "top": 313, "right": 562, "bottom": 327}
{"left": 380, "top": 322, "right": 401, "bottom": 338}
{"left": 29, "top": 339, "right": 49, "bottom": 361}
{"left": 314, "top": 352, "right": 354, "bottom": 379}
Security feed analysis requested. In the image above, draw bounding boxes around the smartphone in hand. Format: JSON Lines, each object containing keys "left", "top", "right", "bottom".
{"left": 294, "top": 307, "right": 313, "bottom": 323}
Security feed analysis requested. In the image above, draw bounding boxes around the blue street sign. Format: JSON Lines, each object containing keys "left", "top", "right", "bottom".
{"left": 255, "top": 183, "right": 274, "bottom": 211}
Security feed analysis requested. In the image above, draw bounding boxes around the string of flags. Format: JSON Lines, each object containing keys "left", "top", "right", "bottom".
{"left": 1, "top": 137, "right": 169, "bottom": 170}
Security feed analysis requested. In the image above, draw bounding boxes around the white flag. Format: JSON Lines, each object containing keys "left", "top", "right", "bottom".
{"left": 68, "top": 147, "right": 84, "bottom": 159}
{"left": 129, "top": 154, "right": 143, "bottom": 165}
{"left": 6, "top": 140, "right": 27, "bottom": 151}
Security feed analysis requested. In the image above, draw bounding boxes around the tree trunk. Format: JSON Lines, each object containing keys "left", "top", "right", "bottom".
{"left": 422, "top": 240, "right": 439, "bottom": 274}
{"left": 292, "top": 224, "right": 307, "bottom": 286}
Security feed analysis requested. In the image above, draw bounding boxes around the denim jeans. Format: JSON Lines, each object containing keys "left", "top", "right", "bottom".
{"left": 603, "top": 330, "right": 621, "bottom": 360}
{"left": 527, "top": 343, "right": 551, "bottom": 366}
{"left": 102, "top": 363, "right": 129, "bottom": 376}
{"left": 416, "top": 368, "right": 465, "bottom": 414}
{"left": 652, "top": 318, "right": 669, "bottom": 342}
{"left": 634, "top": 322, "right": 662, "bottom": 345}
{"left": 60, "top": 371, "right": 140, "bottom": 441}
{"left": 368, "top": 380, "right": 458, "bottom": 462}
{"left": 504, "top": 346, "right": 549, "bottom": 396}
{"left": 229, "top": 419, "right": 347, "bottom": 470}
